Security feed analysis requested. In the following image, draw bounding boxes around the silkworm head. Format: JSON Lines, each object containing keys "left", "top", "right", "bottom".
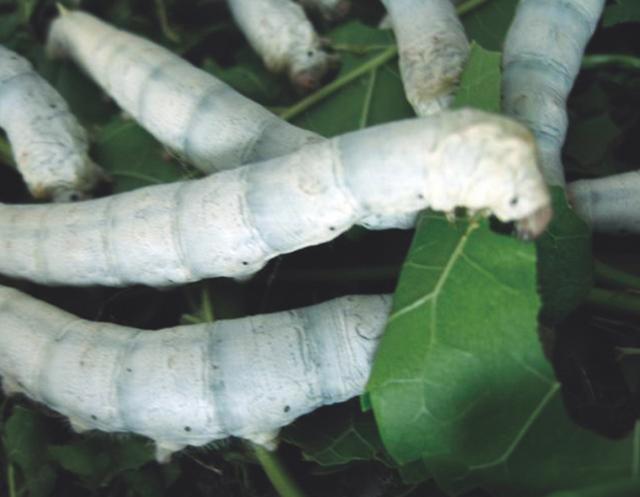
{"left": 289, "top": 45, "right": 339, "bottom": 93}
{"left": 47, "top": 158, "right": 110, "bottom": 202}
{"left": 430, "top": 111, "right": 552, "bottom": 239}
{"left": 472, "top": 122, "right": 552, "bottom": 239}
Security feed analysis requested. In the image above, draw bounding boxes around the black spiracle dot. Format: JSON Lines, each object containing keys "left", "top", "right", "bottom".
{"left": 417, "top": 193, "right": 424, "bottom": 200}
{"left": 283, "top": 405, "right": 290, "bottom": 413}
{"left": 328, "top": 226, "right": 336, "bottom": 232}
{"left": 126, "top": 368, "right": 133, "bottom": 373}
{"left": 242, "top": 261, "right": 249, "bottom": 266}
{"left": 184, "top": 426, "right": 191, "bottom": 432}
{"left": 90, "top": 414, "right": 97, "bottom": 420}
{"left": 510, "top": 196, "right": 519, "bottom": 206}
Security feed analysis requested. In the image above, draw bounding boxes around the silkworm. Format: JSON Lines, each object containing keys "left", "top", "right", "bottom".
{"left": 502, "top": 0, "right": 606, "bottom": 186}
{"left": 0, "top": 109, "right": 552, "bottom": 287}
{"left": 380, "top": 0, "right": 469, "bottom": 117}
{"left": 296, "top": 0, "right": 350, "bottom": 20}
{"left": 0, "top": 45, "right": 106, "bottom": 201}
{"left": 568, "top": 171, "right": 640, "bottom": 234}
{"left": 226, "top": 0, "right": 339, "bottom": 92}
{"left": 46, "top": 10, "right": 321, "bottom": 173}
{"left": 0, "top": 284, "right": 391, "bottom": 461}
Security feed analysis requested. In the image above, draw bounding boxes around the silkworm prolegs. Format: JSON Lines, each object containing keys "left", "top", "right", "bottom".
{"left": 0, "top": 284, "right": 391, "bottom": 461}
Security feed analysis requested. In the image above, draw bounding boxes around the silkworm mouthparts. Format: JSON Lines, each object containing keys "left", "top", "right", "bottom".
{"left": 515, "top": 205, "right": 553, "bottom": 240}
{"left": 292, "top": 53, "right": 340, "bottom": 93}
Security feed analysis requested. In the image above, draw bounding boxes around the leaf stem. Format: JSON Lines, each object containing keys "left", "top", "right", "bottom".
{"left": 201, "top": 285, "right": 215, "bottom": 323}
{"left": 587, "top": 288, "right": 640, "bottom": 318}
{"left": 594, "top": 260, "right": 640, "bottom": 291}
{"left": 0, "top": 137, "right": 15, "bottom": 167}
{"left": 582, "top": 54, "right": 640, "bottom": 71}
{"left": 279, "top": 45, "right": 398, "bottom": 121}
{"left": 456, "top": 0, "right": 490, "bottom": 16}
{"left": 7, "top": 463, "right": 16, "bottom": 497}
{"left": 154, "top": 0, "right": 180, "bottom": 43}
{"left": 279, "top": 0, "right": 490, "bottom": 121}
{"left": 359, "top": 67, "right": 377, "bottom": 129}
{"left": 252, "top": 444, "right": 308, "bottom": 497}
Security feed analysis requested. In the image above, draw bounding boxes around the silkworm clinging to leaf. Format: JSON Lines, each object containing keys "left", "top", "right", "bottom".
{"left": 46, "top": 10, "right": 321, "bottom": 173}
{"left": 0, "top": 109, "right": 551, "bottom": 288}
{"left": 226, "top": 0, "right": 339, "bottom": 92}
{"left": 0, "top": 284, "right": 391, "bottom": 462}
{"left": 568, "top": 171, "right": 640, "bottom": 234}
{"left": 0, "top": 45, "right": 106, "bottom": 201}
{"left": 502, "top": 0, "right": 606, "bottom": 186}
{"left": 380, "top": 0, "right": 469, "bottom": 117}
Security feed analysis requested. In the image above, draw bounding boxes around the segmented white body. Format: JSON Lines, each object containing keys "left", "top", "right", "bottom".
{"left": 296, "top": 0, "right": 350, "bottom": 20}
{"left": 569, "top": 171, "right": 640, "bottom": 234}
{"left": 0, "top": 109, "right": 551, "bottom": 287}
{"left": 380, "top": 0, "right": 469, "bottom": 117}
{"left": 226, "top": 0, "right": 336, "bottom": 92}
{"left": 502, "top": 0, "right": 606, "bottom": 186}
{"left": 0, "top": 45, "right": 105, "bottom": 201}
{"left": 45, "top": 11, "right": 406, "bottom": 230}
{"left": 0, "top": 284, "right": 391, "bottom": 461}
{"left": 46, "top": 11, "right": 320, "bottom": 173}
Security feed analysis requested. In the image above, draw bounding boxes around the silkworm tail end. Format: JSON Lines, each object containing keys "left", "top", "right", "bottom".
{"left": 515, "top": 205, "right": 553, "bottom": 241}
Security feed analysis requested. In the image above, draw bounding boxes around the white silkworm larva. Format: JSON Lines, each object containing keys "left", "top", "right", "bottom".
{"left": 568, "top": 171, "right": 640, "bottom": 234}
{"left": 295, "top": 0, "right": 351, "bottom": 20}
{"left": 45, "top": 10, "right": 407, "bottom": 231}
{"left": 0, "top": 45, "right": 106, "bottom": 201}
{"left": 226, "top": 0, "right": 338, "bottom": 92}
{"left": 45, "top": 10, "right": 321, "bottom": 174}
{"left": 0, "top": 109, "right": 552, "bottom": 288}
{"left": 380, "top": 0, "right": 469, "bottom": 117}
{"left": 0, "top": 284, "right": 391, "bottom": 461}
{"left": 502, "top": 0, "right": 606, "bottom": 186}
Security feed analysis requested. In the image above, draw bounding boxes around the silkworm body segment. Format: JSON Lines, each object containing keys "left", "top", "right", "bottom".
{"left": 381, "top": 0, "right": 469, "bottom": 117}
{"left": 569, "top": 171, "right": 640, "bottom": 234}
{"left": 46, "top": 11, "right": 320, "bottom": 173}
{"left": 502, "top": 0, "right": 606, "bottom": 186}
{"left": 0, "top": 109, "right": 551, "bottom": 288}
{"left": 0, "top": 45, "right": 106, "bottom": 201}
{"left": 227, "top": 0, "right": 337, "bottom": 91}
{"left": 0, "top": 285, "right": 391, "bottom": 460}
